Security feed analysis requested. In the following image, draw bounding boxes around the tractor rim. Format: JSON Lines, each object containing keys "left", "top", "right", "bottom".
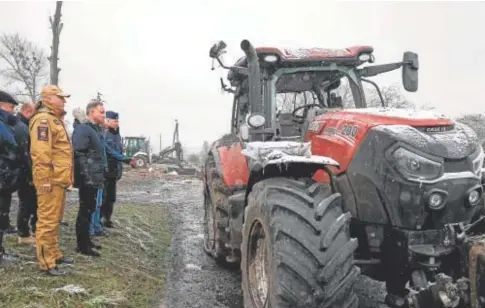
{"left": 136, "top": 158, "right": 145, "bottom": 167}
{"left": 247, "top": 220, "right": 269, "bottom": 307}
{"left": 203, "top": 194, "right": 215, "bottom": 252}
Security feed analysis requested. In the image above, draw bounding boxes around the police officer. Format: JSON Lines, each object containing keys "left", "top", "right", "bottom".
{"left": 13, "top": 102, "right": 37, "bottom": 245}
{"left": 0, "top": 91, "right": 21, "bottom": 263}
{"left": 72, "top": 100, "right": 106, "bottom": 257}
{"left": 30, "top": 85, "right": 73, "bottom": 276}
{"left": 101, "top": 111, "right": 131, "bottom": 228}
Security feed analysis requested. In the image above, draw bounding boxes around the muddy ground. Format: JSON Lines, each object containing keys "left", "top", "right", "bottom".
{"left": 116, "top": 168, "right": 387, "bottom": 308}
{"left": 8, "top": 167, "right": 387, "bottom": 308}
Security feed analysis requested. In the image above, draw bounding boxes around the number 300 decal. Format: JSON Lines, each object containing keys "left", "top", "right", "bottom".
{"left": 340, "top": 124, "right": 359, "bottom": 138}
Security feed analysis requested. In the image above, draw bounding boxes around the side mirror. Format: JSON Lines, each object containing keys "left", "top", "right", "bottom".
{"left": 402, "top": 52, "right": 419, "bottom": 92}
{"left": 209, "top": 41, "right": 227, "bottom": 59}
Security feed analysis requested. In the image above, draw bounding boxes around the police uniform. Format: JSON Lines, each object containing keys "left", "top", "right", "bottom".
{"left": 101, "top": 111, "right": 131, "bottom": 227}
{"left": 0, "top": 91, "right": 21, "bottom": 262}
{"left": 30, "top": 85, "right": 73, "bottom": 274}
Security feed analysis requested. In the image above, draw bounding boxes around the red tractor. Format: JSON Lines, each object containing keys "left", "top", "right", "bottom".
{"left": 203, "top": 40, "right": 485, "bottom": 308}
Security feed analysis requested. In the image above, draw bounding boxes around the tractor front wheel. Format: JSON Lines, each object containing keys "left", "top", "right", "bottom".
{"left": 241, "top": 177, "right": 360, "bottom": 308}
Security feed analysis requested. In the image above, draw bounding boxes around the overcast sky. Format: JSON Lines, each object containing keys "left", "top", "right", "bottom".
{"left": 0, "top": 1, "right": 484, "bottom": 152}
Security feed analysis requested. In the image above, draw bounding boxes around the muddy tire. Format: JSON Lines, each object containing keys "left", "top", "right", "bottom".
{"left": 242, "top": 177, "right": 360, "bottom": 308}
{"left": 203, "top": 160, "right": 231, "bottom": 266}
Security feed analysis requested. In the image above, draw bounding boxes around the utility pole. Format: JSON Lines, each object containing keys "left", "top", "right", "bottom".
{"left": 48, "top": 1, "right": 63, "bottom": 85}
{"left": 159, "top": 133, "right": 162, "bottom": 152}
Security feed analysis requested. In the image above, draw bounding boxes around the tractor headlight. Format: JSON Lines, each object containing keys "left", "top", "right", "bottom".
{"left": 247, "top": 113, "right": 266, "bottom": 128}
{"left": 392, "top": 147, "right": 443, "bottom": 180}
{"left": 472, "top": 147, "right": 484, "bottom": 176}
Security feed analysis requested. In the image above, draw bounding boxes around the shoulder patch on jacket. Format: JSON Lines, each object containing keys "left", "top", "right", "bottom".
{"left": 37, "top": 126, "right": 49, "bottom": 141}
{"left": 40, "top": 119, "right": 48, "bottom": 124}
{"left": 53, "top": 119, "right": 61, "bottom": 125}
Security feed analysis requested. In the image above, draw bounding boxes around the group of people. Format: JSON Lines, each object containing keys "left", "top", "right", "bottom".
{"left": 0, "top": 85, "right": 132, "bottom": 276}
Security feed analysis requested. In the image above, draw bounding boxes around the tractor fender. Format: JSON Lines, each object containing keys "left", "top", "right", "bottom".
{"left": 242, "top": 141, "right": 340, "bottom": 202}
{"left": 204, "top": 134, "right": 249, "bottom": 190}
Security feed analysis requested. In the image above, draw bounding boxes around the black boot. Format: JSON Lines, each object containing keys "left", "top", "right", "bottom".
{"left": 76, "top": 247, "right": 101, "bottom": 257}
{"left": 103, "top": 219, "right": 115, "bottom": 228}
{"left": 45, "top": 266, "right": 68, "bottom": 276}
{"left": 89, "top": 237, "right": 102, "bottom": 250}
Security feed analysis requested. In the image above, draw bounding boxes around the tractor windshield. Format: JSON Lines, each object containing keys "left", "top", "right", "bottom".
{"left": 274, "top": 71, "right": 357, "bottom": 115}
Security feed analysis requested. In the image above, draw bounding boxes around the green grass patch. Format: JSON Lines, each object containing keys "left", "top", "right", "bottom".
{"left": 0, "top": 203, "right": 171, "bottom": 308}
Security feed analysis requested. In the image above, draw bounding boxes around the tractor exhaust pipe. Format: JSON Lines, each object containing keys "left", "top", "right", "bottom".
{"left": 240, "top": 40, "right": 263, "bottom": 116}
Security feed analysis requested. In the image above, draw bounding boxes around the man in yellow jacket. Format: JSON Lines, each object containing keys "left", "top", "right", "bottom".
{"left": 30, "top": 85, "right": 73, "bottom": 276}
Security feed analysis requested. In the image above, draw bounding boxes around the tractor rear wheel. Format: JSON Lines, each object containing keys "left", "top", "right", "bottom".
{"left": 242, "top": 177, "right": 360, "bottom": 308}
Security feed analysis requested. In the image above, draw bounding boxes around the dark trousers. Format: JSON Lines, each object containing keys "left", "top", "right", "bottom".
{"left": 0, "top": 191, "right": 12, "bottom": 251}
{"left": 17, "top": 182, "right": 38, "bottom": 237}
{"left": 101, "top": 179, "right": 117, "bottom": 222}
{"left": 76, "top": 184, "right": 97, "bottom": 251}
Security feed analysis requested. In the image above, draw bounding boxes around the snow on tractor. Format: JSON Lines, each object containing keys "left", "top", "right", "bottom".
{"left": 203, "top": 39, "right": 485, "bottom": 308}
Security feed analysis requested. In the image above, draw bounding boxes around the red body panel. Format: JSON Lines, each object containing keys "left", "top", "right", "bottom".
{"left": 256, "top": 46, "right": 374, "bottom": 61}
{"left": 217, "top": 143, "right": 249, "bottom": 187}
{"left": 306, "top": 109, "right": 454, "bottom": 183}
{"left": 217, "top": 109, "right": 453, "bottom": 187}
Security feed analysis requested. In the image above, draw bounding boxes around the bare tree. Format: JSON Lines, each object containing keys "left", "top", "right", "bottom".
{"left": 48, "top": 1, "right": 63, "bottom": 85}
{"left": 0, "top": 33, "right": 48, "bottom": 102}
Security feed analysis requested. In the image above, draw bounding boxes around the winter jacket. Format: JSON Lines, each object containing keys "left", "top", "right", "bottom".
{"left": 12, "top": 113, "right": 32, "bottom": 183}
{"left": 72, "top": 108, "right": 106, "bottom": 188}
{"left": 30, "top": 103, "right": 73, "bottom": 189}
{"left": 104, "top": 128, "right": 128, "bottom": 180}
{"left": 0, "top": 109, "right": 21, "bottom": 193}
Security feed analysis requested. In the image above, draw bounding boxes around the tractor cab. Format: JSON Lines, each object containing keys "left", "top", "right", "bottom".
{"left": 210, "top": 41, "right": 418, "bottom": 143}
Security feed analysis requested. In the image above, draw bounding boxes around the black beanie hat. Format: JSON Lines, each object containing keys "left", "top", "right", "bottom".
{"left": 0, "top": 91, "right": 18, "bottom": 105}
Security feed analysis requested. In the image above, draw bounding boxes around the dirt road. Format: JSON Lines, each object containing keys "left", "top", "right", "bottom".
{"left": 122, "top": 172, "right": 387, "bottom": 308}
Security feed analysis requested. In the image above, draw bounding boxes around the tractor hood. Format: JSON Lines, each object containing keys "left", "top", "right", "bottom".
{"left": 325, "top": 108, "right": 479, "bottom": 159}
{"left": 335, "top": 107, "right": 453, "bottom": 127}
{"left": 373, "top": 122, "right": 479, "bottom": 160}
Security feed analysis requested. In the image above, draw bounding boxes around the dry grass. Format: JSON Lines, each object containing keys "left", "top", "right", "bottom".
{"left": 0, "top": 203, "right": 170, "bottom": 308}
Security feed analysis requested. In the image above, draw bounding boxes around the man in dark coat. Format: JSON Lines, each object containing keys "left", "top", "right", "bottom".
{"left": 12, "top": 102, "right": 37, "bottom": 245}
{"left": 0, "top": 91, "right": 21, "bottom": 263}
{"left": 101, "top": 111, "right": 131, "bottom": 228}
{"left": 72, "top": 101, "right": 107, "bottom": 257}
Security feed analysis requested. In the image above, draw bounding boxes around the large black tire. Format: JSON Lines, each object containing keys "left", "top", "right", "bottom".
{"left": 242, "top": 177, "right": 360, "bottom": 308}
{"left": 203, "top": 159, "right": 231, "bottom": 266}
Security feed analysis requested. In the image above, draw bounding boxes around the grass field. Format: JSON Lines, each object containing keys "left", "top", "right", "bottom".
{"left": 0, "top": 203, "right": 171, "bottom": 308}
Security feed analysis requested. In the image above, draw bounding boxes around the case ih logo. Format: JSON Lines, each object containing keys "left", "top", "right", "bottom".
{"left": 423, "top": 125, "right": 453, "bottom": 133}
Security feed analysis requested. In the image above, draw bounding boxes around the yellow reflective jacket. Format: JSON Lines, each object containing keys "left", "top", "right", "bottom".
{"left": 29, "top": 104, "right": 73, "bottom": 189}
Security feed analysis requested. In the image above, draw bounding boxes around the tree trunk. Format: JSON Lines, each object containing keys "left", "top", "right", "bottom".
{"left": 49, "top": 1, "right": 63, "bottom": 85}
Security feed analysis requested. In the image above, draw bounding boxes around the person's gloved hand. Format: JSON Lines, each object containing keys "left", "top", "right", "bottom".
{"left": 123, "top": 157, "right": 133, "bottom": 165}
